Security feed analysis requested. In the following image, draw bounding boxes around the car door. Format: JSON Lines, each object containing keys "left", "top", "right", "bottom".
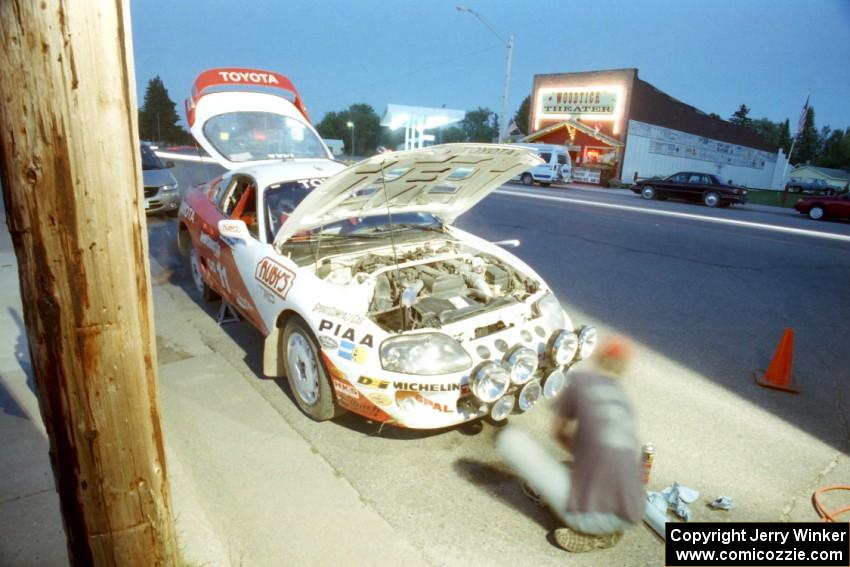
{"left": 195, "top": 173, "right": 268, "bottom": 333}
{"left": 662, "top": 173, "right": 688, "bottom": 199}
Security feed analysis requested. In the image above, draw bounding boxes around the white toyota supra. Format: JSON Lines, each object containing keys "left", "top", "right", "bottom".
{"left": 177, "top": 68, "right": 597, "bottom": 429}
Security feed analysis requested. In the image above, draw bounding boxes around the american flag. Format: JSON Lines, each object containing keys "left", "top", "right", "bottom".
{"left": 796, "top": 95, "right": 810, "bottom": 136}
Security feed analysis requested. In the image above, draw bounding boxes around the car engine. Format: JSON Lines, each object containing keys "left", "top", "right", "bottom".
{"left": 314, "top": 241, "right": 539, "bottom": 332}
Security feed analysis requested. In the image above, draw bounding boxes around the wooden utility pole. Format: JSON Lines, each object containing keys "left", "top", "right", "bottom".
{"left": 0, "top": 3, "right": 178, "bottom": 565}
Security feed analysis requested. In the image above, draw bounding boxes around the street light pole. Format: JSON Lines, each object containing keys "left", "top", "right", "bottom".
{"left": 346, "top": 120, "right": 355, "bottom": 156}
{"left": 457, "top": 5, "right": 513, "bottom": 143}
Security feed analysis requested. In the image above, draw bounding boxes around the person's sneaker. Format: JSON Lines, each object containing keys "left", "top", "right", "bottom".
{"left": 553, "top": 527, "right": 623, "bottom": 552}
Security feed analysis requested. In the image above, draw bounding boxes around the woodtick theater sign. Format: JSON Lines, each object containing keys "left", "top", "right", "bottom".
{"left": 540, "top": 90, "right": 618, "bottom": 115}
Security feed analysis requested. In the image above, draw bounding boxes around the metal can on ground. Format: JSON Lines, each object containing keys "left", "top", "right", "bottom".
{"left": 641, "top": 442, "right": 655, "bottom": 486}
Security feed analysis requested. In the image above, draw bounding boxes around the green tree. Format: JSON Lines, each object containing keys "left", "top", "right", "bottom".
{"left": 794, "top": 106, "right": 819, "bottom": 164}
{"left": 512, "top": 95, "right": 531, "bottom": 135}
{"left": 749, "top": 118, "right": 779, "bottom": 145}
{"left": 815, "top": 128, "right": 850, "bottom": 169}
{"left": 316, "top": 104, "right": 380, "bottom": 156}
{"left": 729, "top": 104, "right": 752, "bottom": 127}
{"left": 777, "top": 119, "right": 792, "bottom": 156}
{"left": 138, "top": 76, "right": 191, "bottom": 145}
{"left": 461, "top": 107, "right": 498, "bottom": 142}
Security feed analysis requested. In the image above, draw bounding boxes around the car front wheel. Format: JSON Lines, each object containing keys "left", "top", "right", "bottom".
{"left": 189, "top": 248, "right": 219, "bottom": 302}
{"left": 809, "top": 206, "right": 826, "bottom": 220}
{"left": 641, "top": 186, "right": 656, "bottom": 200}
{"left": 283, "top": 316, "right": 339, "bottom": 421}
{"left": 521, "top": 173, "right": 533, "bottom": 186}
{"left": 703, "top": 192, "right": 721, "bottom": 207}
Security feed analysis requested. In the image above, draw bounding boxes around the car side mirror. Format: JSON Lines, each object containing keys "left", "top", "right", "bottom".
{"left": 165, "top": 161, "right": 175, "bottom": 168}
{"left": 493, "top": 239, "right": 520, "bottom": 248}
{"left": 218, "top": 219, "right": 249, "bottom": 241}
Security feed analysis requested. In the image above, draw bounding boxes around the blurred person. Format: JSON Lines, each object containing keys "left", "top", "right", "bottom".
{"left": 496, "top": 336, "right": 644, "bottom": 553}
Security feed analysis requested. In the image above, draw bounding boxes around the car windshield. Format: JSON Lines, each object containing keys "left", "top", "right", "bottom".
{"left": 140, "top": 144, "right": 165, "bottom": 170}
{"left": 265, "top": 179, "right": 442, "bottom": 242}
{"left": 203, "top": 111, "right": 328, "bottom": 162}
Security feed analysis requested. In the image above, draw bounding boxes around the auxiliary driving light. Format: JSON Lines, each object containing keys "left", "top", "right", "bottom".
{"left": 517, "top": 380, "right": 542, "bottom": 411}
{"left": 550, "top": 330, "right": 579, "bottom": 365}
{"left": 577, "top": 326, "right": 598, "bottom": 360}
{"left": 472, "top": 361, "right": 511, "bottom": 403}
{"left": 506, "top": 346, "right": 538, "bottom": 385}
{"left": 490, "top": 394, "right": 516, "bottom": 421}
{"left": 542, "top": 369, "right": 567, "bottom": 399}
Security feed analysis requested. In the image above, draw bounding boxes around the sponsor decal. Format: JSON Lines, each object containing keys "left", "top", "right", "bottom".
{"left": 367, "top": 393, "right": 393, "bottom": 407}
{"left": 337, "top": 340, "right": 368, "bottom": 364}
{"left": 321, "top": 353, "right": 391, "bottom": 423}
{"left": 235, "top": 294, "right": 252, "bottom": 311}
{"left": 332, "top": 378, "right": 359, "bottom": 400}
{"left": 255, "top": 257, "right": 296, "bottom": 300}
{"left": 209, "top": 259, "right": 231, "bottom": 294}
{"left": 318, "top": 320, "right": 373, "bottom": 348}
{"left": 312, "top": 303, "right": 365, "bottom": 326}
{"left": 219, "top": 221, "right": 243, "bottom": 234}
{"left": 396, "top": 391, "right": 454, "bottom": 413}
{"left": 356, "top": 376, "right": 466, "bottom": 393}
{"left": 318, "top": 336, "right": 339, "bottom": 350}
{"left": 217, "top": 70, "right": 280, "bottom": 85}
{"left": 179, "top": 202, "right": 196, "bottom": 223}
{"left": 199, "top": 232, "right": 221, "bottom": 258}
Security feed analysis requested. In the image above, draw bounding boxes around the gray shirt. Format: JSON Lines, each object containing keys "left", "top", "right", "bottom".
{"left": 555, "top": 371, "right": 644, "bottom": 522}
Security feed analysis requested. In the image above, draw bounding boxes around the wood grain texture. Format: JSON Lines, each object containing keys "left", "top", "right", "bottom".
{"left": 0, "top": 1, "right": 178, "bottom": 564}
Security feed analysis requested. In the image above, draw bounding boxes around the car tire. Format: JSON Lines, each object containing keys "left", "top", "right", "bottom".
{"left": 703, "top": 192, "right": 721, "bottom": 207}
{"left": 521, "top": 173, "right": 533, "bottom": 186}
{"left": 809, "top": 206, "right": 826, "bottom": 220}
{"left": 641, "top": 186, "right": 656, "bottom": 200}
{"left": 189, "top": 248, "right": 219, "bottom": 302}
{"left": 283, "top": 316, "right": 339, "bottom": 421}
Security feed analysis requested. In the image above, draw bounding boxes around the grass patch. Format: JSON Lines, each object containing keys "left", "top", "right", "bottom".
{"left": 745, "top": 189, "right": 799, "bottom": 208}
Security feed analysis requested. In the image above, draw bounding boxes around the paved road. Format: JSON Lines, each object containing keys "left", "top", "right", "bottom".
{"left": 145, "top": 163, "right": 849, "bottom": 566}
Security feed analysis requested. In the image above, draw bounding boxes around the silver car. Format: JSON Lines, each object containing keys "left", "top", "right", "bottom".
{"left": 141, "top": 143, "right": 180, "bottom": 215}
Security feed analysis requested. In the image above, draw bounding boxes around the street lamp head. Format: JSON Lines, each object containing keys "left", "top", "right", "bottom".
{"left": 346, "top": 121, "right": 354, "bottom": 128}
{"left": 456, "top": 5, "right": 468, "bottom": 12}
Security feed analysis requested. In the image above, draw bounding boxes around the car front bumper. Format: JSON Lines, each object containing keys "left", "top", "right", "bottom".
{"left": 145, "top": 190, "right": 181, "bottom": 214}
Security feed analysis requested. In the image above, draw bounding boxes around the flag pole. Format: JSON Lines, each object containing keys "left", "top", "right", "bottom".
{"left": 780, "top": 92, "right": 810, "bottom": 203}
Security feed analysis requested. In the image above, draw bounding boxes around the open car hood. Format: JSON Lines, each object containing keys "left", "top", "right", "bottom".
{"left": 185, "top": 68, "right": 331, "bottom": 170}
{"left": 273, "top": 144, "right": 542, "bottom": 248}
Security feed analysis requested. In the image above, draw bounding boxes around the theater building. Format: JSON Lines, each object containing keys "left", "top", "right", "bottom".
{"left": 524, "top": 68, "right": 788, "bottom": 188}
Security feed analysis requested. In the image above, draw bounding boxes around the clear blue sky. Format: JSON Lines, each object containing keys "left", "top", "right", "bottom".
{"left": 130, "top": 0, "right": 850, "bottom": 131}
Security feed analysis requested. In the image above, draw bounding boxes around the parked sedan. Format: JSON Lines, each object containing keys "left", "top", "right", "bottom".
{"left": 141, "top": 143, "right": 181, "bottom": 215}
{"left": 631, "top": 172, "right": 748, "bottom": 207}
{"left": 793, "top": 192, "right": 850, "bottom": 221}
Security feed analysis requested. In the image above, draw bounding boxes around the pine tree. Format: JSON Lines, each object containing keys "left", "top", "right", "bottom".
{"left": 512, "top": 95, "right": 530, "bottom": 135}
{"left": 138, "top": 76, "right": 191, "bottom": 145}
{"left": 777, "top": 119, "right": 792, "bottom": 156}
{"left": 729, "top": 104, "right": 752, "bottom": 127}
{"left": 794, "top": 107, "right": 818, "bottom": 164}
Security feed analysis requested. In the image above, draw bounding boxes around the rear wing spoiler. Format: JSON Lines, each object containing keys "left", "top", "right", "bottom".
{"left": 185, "top": 68, "right": 311, "bottom": 127}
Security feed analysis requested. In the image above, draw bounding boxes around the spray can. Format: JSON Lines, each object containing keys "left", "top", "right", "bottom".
{"left": 641, "top": 443, "right": 655, "bottom": 486}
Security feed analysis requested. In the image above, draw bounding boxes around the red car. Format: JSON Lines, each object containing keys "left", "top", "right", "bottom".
{"left": 793, "top": 192, "right": 850, "bottom": 221}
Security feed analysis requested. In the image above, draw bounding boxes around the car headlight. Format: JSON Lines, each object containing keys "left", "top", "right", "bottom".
{"left": 160, "top": 182, "right": 178, "bottom": 193}
{"left": 490, "top": 394, "right": 515, "bottom": 421}
{"left": 542, "top": 369, "right": 567, "bottom": 399}
{"left": 471, "top": 361, "right": 511, "bottom": 403}
{"left": 577, "top": 326, "right": 598, "bottom": 360}
{"left": 505, "top": 346, "right": 538, "bottom": 384}
{"left": 535, "top": 291, "right": 566, "bottom": 330}
{"left": 550, "top": 330, "right": 579, "bottom": 365}
{"left": 380, "top": 333, "right": 471, "bottom": 375}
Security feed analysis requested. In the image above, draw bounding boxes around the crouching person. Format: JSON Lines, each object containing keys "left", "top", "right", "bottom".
{"left": 496, "top": 336, "right": 644, "bottom": 552}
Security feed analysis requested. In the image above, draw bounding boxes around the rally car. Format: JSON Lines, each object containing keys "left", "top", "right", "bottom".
{"left": 177, "top": 68, "right": 598, "bottom": 429}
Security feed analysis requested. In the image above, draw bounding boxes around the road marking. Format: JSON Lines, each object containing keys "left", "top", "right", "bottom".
{"left": 494, "top": 188, "right": 850, "bottom": 244}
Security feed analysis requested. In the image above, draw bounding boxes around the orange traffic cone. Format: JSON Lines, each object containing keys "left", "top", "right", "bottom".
{"left": 754, "top": 328, "right": 799, "bottom": 393}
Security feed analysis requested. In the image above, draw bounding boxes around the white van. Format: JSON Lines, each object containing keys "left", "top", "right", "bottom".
{"left": 511, "top": 143, "right": 572, "bottom": 186}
